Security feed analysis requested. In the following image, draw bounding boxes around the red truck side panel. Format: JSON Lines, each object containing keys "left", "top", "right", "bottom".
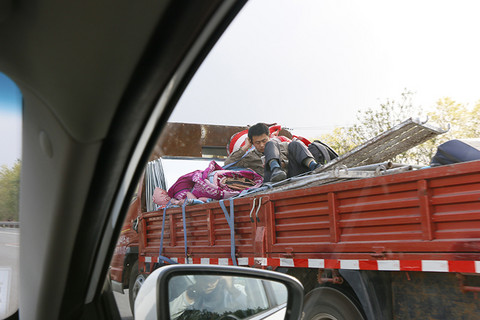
{"left": 266, "top": 162, "right": 480, "bottom": 260}
{"left": 141, "top": 198, "right": 256, "bottom": 258}
{"left": 139, "top": 161, "right": 480, "bottom": 273}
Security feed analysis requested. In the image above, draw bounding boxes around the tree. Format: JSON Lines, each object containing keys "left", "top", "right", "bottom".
{"left": 0, "top": 159, "right": 21, "bottom": 221}
{"left": 317, "top": 91, "right": 480, "bottom": 165}
{"left": 415, "top": 98, "right": 480, "bottom": 164}
{"left": 319, "top": 126, "right": 357, "bottom": 157}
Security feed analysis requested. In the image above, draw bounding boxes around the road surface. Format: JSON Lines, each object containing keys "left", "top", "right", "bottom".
{"left": 114, "top": 289, "right": 133, "bottom": 319}
{"left": 0, "top": 227, "right": 19, "bottom": 319}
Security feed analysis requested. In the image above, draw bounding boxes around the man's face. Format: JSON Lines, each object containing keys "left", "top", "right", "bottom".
{"left": 251, "top": 134, "right": 270, "bottom": 153}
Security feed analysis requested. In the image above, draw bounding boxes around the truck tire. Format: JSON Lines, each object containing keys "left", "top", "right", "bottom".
{"left": 128, "top": 260, "right": 145, "bottom": 314}
{"left": 303, "top": 287, "right": 365, "bottom": 320}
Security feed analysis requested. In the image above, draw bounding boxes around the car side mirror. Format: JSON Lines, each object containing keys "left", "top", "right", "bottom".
{"left": 134, "top": 264, "right": 304, "bottom": 320}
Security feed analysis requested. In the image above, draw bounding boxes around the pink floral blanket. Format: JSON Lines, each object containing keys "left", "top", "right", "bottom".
{"left": 154, "top": 161, "right": 263, "bottom": 206}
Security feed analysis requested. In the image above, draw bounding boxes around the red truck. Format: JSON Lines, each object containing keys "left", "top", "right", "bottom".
{"left": 111, "top": 121, "right": 480, "bottom": 319}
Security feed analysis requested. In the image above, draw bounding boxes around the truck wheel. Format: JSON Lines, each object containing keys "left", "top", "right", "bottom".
{"left": 128, "top": 260, "right": 145, "bottom": 314}
{"left": 303, "top": 287, "right": 365, "bottom": 320}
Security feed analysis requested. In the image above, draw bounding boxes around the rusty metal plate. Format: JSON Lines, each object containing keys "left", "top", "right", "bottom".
{"left": 150, "top": 122, "right": 247, "bottom": 159}
{"left": 150, "top": 122, "right": 293, "bottom": 160}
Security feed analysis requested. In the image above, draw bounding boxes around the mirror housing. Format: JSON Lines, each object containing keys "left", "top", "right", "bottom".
{"left": 134, "top": 264, "right": 304, "bottom": 320}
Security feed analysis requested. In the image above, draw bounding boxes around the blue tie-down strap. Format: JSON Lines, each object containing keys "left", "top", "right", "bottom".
{"left": 158, "top": 200, "right": 178, "bottom": 265}
{"left": 159, "top": 200, "right": 171, "bottom": 258}
{"left": 219, "top": 198, "right": 237, "bottom": 266}
{"left": 223, "top": 146, "right": 254, "bottom": 169}
{"left": 157, "top": 255, "right": 178, "bottom": 265}
{"left": 234, "top": 184, "right": 272, "bottom": 199}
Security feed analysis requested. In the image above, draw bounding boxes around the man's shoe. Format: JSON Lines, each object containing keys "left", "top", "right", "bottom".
{"left": 271, "top": 167, "right": 287, "bottom": 182}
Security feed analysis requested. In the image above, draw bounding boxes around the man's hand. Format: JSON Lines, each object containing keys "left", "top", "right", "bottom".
{"left": 241, "top": 138, "right": 252, "bottom": 151}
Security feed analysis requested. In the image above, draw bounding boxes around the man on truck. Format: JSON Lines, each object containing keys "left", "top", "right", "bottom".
{"left": 225, "top": 123, "right": 321, "bottom": 182}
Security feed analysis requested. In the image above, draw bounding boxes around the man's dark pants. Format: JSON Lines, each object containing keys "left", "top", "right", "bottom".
{"left": 264, "top": 140, "right": 315, "bottom": 182}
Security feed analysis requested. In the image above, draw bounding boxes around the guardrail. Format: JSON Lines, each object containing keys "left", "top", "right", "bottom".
{"left": 0, "top": 221, "right": 19, "bottom": 228}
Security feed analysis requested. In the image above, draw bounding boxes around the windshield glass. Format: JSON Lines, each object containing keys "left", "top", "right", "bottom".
{"left": 0, "top": 72, "right": 21, "bottom": 319}
{"left": 113, "top": 1, "right": 480, "bottom": 319}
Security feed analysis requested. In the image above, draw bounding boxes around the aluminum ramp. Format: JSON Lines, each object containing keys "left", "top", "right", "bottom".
{"left": 314, "top": 118, "right": 447, "bottom": 173}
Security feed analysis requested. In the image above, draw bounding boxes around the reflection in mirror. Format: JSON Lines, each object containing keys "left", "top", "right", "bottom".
{"left": 169, "top": 275, "right": 287, "bottom": 320}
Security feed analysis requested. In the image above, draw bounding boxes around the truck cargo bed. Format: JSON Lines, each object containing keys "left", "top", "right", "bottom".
{"left": 138, "top": 160, "right": 480, "bottom": 273}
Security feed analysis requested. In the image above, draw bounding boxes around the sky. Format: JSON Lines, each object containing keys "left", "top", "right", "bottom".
{"left": 171, "top": 0, "right": 480, "bottom": 137}
{"left": 0, "top": 72, "right": 21, "bottom": 167}
{"left": 1, "top": 0, "right": 480, "bottom": 166}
